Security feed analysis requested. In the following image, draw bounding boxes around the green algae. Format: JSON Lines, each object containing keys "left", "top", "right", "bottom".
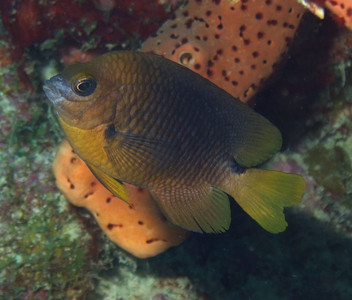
{"left": 0, "top": 194, "right": 91, "bottom": 298}
{"left": 305, "top": 145, "right": 352, "bottom": 196}
{"left": 0, "top": 108, "right": 97, "bottom": 299}
{"left": 0, "top": 52, "right": 103, "bottom": 298}
{"left": 301, "top": 66, "right": 352, "bottom": 208}
{"left": 39, "top": 29, "right": 65, "bottom": 52}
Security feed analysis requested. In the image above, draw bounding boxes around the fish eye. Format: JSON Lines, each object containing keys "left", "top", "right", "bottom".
{"left": 73, "top": 77, "right": 97, "bottom": 97}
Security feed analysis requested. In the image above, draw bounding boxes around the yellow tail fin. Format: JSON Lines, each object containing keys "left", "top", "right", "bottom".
{"left": 224, "top": 169, "right": 305, "bottom": 233}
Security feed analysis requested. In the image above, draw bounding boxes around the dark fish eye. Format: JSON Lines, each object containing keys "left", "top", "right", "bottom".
{"left": 73, "top": 77, "right": 97, "bottom": 96}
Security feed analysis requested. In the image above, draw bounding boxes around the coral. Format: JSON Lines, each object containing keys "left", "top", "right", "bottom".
{"left": 0, "top": 55, "right": 104, "bottom": 298}
{"left": 0, "top": 0, "right": 172, "bottom": 60}
{"left": 305, "top": 145, "right": 352, "bottom": 196}
{"left": 94, "top": 261, "right": 204, "bottom": 300}
{"left": 0, "top": 0, "right": 175, "bottom": 90}
{"left": 142, "top": 0, "right": 306, "bottom": 101}
{"left": 0, "top": 193, "right": 97, "bottom": 298}
{"left": 52, "top": 140, "right": 189, "bottom": 259}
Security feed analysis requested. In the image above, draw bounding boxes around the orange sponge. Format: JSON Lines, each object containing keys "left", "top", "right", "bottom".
{"left": 142, "top": 0, "right": 306, "bottom": 102}
{"left": 53, "top": 140, "right": 189, "bottom": 259}
{"left": 302, "top": 1, "right": 352, "bottom": 31}
{"left": 324, "top": 0, "right": 352, "bottom": 30}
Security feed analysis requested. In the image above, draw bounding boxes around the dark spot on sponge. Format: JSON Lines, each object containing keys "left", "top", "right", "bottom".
{"left": 256, "top": 12, "right": 263, "bottom": 20}
{"left": 107, "top": 223, "right": 123, "bottom": 230}
{"left": 244, "top": 39, "right": 250, "bottom": 45}
{"left": 257, "top": 32, "right": 264, "bottom": 39}
{"left": 67, "top": 178, "right": 75, "bottom": 189}
{"left": 207, "top": 69, "right": 214, "bottom": 76}
{"left": 84, "top": 192, "right": 94, "bottom": 199}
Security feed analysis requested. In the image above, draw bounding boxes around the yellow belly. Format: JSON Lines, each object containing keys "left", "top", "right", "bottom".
{"left": 59, "top": 117, "right": 116, "bottom": 176}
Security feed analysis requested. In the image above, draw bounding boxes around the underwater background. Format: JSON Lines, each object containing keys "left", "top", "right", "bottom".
{"left": 1, "top": 0, "right": 352, "bottom": 299}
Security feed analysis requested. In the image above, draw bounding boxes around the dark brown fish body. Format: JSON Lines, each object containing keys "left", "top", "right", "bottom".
{"left": 44, "top": 51, "right": 305, "bottom": 233}
{"left": 105, "top": 56, "right": 243, "bottom": 187}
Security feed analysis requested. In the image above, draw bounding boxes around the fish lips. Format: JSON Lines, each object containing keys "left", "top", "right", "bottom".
{"left": 43, "top": 74, "right": 70, "bottom": 105}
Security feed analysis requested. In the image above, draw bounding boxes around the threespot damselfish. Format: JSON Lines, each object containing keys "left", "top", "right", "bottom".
{"left": 44, "top": 51, "right": 305, "bottom": 234}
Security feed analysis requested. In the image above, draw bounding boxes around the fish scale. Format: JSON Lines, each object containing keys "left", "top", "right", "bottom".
{"left": 44, "top": 51, "right": 305, "bottom": 233}
{"left": 141, "top": 85, "right": 223, "bottom": 185}
{"left": 115, "top": 73, "right": 227, "bottom": 187}
{"left": 131, "top": 62, "right": 229, "bottom": 186}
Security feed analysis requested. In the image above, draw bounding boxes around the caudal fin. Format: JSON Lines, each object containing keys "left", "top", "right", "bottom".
{"left": 224, "top": 169, "right": 305, "bottom": 233}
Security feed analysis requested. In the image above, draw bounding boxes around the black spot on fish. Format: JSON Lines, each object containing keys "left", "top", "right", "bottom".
{"left": 105, "top": 124, "right": 118, "bottom": 139}
{"left": 230, "top": 159, "right": 246, "bottom": 174}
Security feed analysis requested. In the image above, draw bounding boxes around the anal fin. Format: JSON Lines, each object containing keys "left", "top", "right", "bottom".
{"left": 151, "top": 185, "right": 231, "bottom": 233}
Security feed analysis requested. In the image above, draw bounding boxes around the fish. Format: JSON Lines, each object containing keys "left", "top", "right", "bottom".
{"left": 43, "top": 51, "right": 305, "bottom": 234}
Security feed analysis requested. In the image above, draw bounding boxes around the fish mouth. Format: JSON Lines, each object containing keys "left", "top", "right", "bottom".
{"left": 43, "top": 75, "right": 67, "bottom": 104}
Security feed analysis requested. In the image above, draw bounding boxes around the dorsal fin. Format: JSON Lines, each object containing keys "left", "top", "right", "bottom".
{"left": 226, "top": 100, "right": 282, "bottom": 167}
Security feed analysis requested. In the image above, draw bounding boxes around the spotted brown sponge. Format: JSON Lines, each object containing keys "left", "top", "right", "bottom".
{"left": 142, "top": 0, "right": 306, "bottom": 101}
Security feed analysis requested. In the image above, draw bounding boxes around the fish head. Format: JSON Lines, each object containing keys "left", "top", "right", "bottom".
{"left": 43, "top": 55, "right": 121, "bottom": 130}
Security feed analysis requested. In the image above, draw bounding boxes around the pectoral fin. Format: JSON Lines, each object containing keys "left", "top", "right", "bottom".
{"left": 104, "top": 128, "right": 176, "bottom": 176}
{"left": 151, "top": 185, "right": 231, "bottom": 233}
{"left": 87, "top": 163, "right": 130, "bottom": 204}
